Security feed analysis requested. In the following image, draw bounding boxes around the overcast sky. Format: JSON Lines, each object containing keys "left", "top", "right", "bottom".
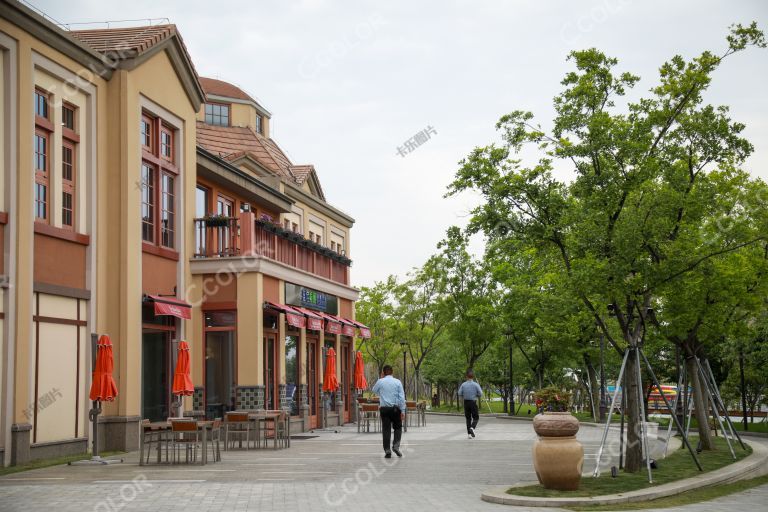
{"left": 34, "top": 0, "right": 768, "bottom": 289}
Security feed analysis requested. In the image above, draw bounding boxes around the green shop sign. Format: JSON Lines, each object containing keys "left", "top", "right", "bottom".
{"left": 285, "top": 283, "right": 338, "bottom": 315}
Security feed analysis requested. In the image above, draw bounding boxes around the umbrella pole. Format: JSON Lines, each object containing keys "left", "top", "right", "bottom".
{"left": 69, "top": 334, "right": 123, "bottom": 466}
{"left": 69, "top": 400, "right": 123, "bottom": 465}
{"left": 92, "top": 400, "right": 101, "bottom": 458}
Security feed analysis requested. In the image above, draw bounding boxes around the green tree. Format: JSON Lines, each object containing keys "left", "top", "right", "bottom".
{"left": 447, "top": 24, "right": 766, "bottom": 471}
{"left": 395, "top": 256, "right": 451, "bottom": 400}
{"left": 356, "top": 277, "right": 400, "bottom": 373}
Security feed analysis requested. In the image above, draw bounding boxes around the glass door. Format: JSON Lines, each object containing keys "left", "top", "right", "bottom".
{"left": 142, "top": 331, "right": 171, "bottom": 422}
{"left": 263, "top": 335, "right": 278, "bottom": 410}
{"left": 216, "top": 195, "right": 234, "bottom": 256}
{"left": 203, "top": 310, "right": 237, "bottom": 419}
{"left": 285, "top": 335, "right": 299, "bottom": 416}
{"left": 306, "top": 337, "right": 318, "bottom": 428}
{"left": 341, "top": 341, "right": 351, "bottom": 423}
{"left": 205, "top": 331, "right": 236, "bottom": 419}
{"left": 195, "top": 185, "right": 209, "bottom": 255}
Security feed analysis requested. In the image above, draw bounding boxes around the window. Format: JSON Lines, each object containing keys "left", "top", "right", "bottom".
{"left": 62, "top": 144, "right": 75, "bottom": 228}
{"left": 292, "top": 222, "right": 298, "bottom": 233}
{"left": 309, "top": 231, "right": 314, "bottom": 241}
{"left": 284, "top": 219, "right": 290, "bottom": 230}
{"left": 331, "top": 241, "right": 336, "bottom": 252}
{"left": 141, "top": 163, "right": 155, "bottom": 243}
{"left": 141, "top": 116, "right": 152, "bottom": 148}
{"left": 141, "top": 112, "right": 179, "bottom": 250}
{"left": 160, "top": 127, "right": 173, "bottom": 161}
{"left": 316, "top": 234, "right": 322, "bottom": 245}
{"left": 161, "top": 173, "right": 175, "bottom": 248}
{"left": 34, "top": 131, "right": 49, "bottom": 222}
{"left": 204, "top": 103, "right": 229, "bottom": 126}
{"left": 256, "top": 114, "right": 263, "bottom": 134}
{"left": 196, "top": 185, "right": 209, "bottom": 218}
{"left": 35, "top": 89, "right": 48, "bottom": 119}
{"left": 62, "top": 104, "right": 75, "bottom": 131}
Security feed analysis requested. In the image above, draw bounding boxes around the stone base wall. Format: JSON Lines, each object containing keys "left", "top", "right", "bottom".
{"left": 97, "top": 415, "right": 141, "bottom": 453}
{"left": 8, "top": 415, "right": 138, "bottom": 467}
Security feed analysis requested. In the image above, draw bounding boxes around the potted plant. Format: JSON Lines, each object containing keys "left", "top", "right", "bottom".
{"left": 203, "top": 214, "right": 230, "bottom": 228}
{"left": 531, "top": 386, "right": 583, "bottom": 491}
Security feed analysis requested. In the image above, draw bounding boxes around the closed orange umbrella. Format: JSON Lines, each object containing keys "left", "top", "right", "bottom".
{"left": 354, "top": 351, "right": 367, "bottom": 390}
{"left": 89, "top": 335, "right": 118, "bottom": 401}
{"left": 322, "top": 347, "right": 338, "bottom": 392}
{"left": 172, "top": 340, "right": 194, "bottom": 396}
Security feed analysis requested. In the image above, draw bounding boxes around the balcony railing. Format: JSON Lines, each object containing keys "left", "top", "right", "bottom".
{"left": 193, "top": 212, "right": 351, "bottom": 285}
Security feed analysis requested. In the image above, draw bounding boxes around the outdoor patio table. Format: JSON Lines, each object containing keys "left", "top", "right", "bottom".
{"left": 139, "top": 420, "right": 218, "bottom": 465}
{"left": 248, "top": 412, "right": 286, "bottom": 449}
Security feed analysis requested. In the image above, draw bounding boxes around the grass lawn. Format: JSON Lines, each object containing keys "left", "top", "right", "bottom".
{"left": 564, "top": 474, "right": 768, "bottom": 511}
{"left": 430, "top": 401, "right": 537, "bottom": 415}
{"left": 509, "top": 437, "right": 752, "bottom": 498}
{"left": 429, "top": 401, "right": 624, "bottom": 423}
{"left": 0, "top": 451, "right": 125, "bottom": 477}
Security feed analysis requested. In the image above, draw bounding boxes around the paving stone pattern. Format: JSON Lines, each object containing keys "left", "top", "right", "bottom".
{"left": 0, "top": 415, "right": 765, "bottom": 512}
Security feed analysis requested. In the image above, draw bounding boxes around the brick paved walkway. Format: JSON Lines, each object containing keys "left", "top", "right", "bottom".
{"left": 0, "top": 415, "right": 765, "bottom": 511}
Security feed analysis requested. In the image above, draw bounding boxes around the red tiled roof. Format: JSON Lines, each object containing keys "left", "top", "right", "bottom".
{"left": 291, "top": 164, "right": 325, "bottom": 199}
{"left": 70, "top": 24, "right": 175, "bottom": 57}
{"left": 199, "top": 77, "right": 255, "bottom": 102}
{"left": 196, "top": 122, "right": 295, "bottom": 181}
{"left": 69, "top": 24, "right": 203, "bottom": 104}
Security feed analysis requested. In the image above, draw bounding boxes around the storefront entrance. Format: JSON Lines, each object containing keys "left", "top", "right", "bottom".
{"left": 341, "top": 340, "right": 352, "bottom": 423}
{"left": 204, "top": 310, "right": 237, "bottom": 420}
{"left": 263, "top": 333, "right": 279, "bottom": 410}
{"left": 141, "top": 306, "right": 175, "bottom": 421}
{"left": 306, "top": 336, "right": 319, "bottom": 429}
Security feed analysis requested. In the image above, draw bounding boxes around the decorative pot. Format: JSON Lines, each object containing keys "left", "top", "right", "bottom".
{"left": 532, "top": 412, "right": 583, "bottom": 491}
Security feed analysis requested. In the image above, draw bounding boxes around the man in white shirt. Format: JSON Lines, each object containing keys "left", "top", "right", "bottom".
{"left": 371, "top": 365, "right": 406, "bottom": 458}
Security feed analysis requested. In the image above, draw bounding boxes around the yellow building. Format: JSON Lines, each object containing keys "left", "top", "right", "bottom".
{"left": 0, "top": 0, "right": 365, "bottom": 467}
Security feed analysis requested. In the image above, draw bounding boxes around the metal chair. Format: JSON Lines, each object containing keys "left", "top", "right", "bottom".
{"left": 257, "top": 410, "right": 285, "bottom": 449}
{"left": 170, "top": 420, "right": 201, "bottom": 464}
{"left": 406, "top": 401, "right": 419, "bottom": 428}
{"left": 141, "top": 419, "right": 163, "bottom": 464}
{"left": 358, "top": 403, "right": 380, "bottom": 433}
{"left": 419, "top": 401, "right": 427, "bottom": 426}
{"left": 208, "top": 419, "right": 222, "bottom": 462}
{"left": 224, "top": 412, "right": 252, "bottom": 450}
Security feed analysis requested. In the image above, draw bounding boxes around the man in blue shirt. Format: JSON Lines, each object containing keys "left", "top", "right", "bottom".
{"left": 458, "top": 370, "right": 483, "bottom": 438}
{"left": 371, "top": 365, "right": 406, "bottom": 458}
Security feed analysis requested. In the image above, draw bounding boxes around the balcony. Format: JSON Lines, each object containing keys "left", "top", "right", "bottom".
{"left": 193, "top": 212, "right": 351, "bottom": 285}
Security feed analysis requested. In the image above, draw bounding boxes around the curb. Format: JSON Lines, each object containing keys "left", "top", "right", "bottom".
{"left": 481, "top": 438, "right": 768, "bottom": 507}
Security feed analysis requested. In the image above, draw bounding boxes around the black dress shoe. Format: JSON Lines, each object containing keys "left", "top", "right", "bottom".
{"left": 385, "top": 451, "right": 392, "bottom": 458}
{"left": 393, "top": 448, "right": 402, "bottom": 457}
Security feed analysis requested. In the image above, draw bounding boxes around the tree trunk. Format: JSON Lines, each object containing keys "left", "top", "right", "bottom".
{"left": 623, "top": 348, "right": 643, "bottom": 473}
{"left": 584, "top": 354, "right": 600, "bottom": 422}
{"left": 686, "top": 356, "right": 714, "bottom": 450}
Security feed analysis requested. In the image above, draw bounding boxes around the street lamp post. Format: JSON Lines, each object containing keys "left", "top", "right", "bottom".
{"left": 400, "top": 340, "right": 408, "bottom": 401}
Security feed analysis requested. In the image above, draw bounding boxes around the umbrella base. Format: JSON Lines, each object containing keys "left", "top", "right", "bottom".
{"left": 68, "top": 456, "right": 124, "bottom": 466}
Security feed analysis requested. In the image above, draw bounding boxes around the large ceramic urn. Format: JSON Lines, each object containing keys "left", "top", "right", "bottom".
{"left": 532, "top": 412, "right": 583, "bottom": 491}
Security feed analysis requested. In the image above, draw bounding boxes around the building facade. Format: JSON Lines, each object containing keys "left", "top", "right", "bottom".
{"left": 0, "top": 0, "right": 365, "bottom": 467}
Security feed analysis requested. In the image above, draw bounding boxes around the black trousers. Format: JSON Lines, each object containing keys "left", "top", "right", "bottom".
{"left": 464, "top": 399, "right": 479, "bottom": 433}
{"left": 379, "top": 406, "right": 402, "bottom": 452}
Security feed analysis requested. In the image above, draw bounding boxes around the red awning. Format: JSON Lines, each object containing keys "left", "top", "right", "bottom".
{"left": 315, "top": 311, "right": 342, "bottom": 334}
{"left": 327, "top": 314, "right": 356, "bottom": 337}
{"left": 349, "top": 319, "right": 371, "bottom": 339}
{"left": 293, "top": 307, "right": 324, "bottom": 331}
{"left": 264, "top": 301, "right": 306, "bottom": 329}
{"left": 149, "top": 295, "right": 192, "bottom": 320}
